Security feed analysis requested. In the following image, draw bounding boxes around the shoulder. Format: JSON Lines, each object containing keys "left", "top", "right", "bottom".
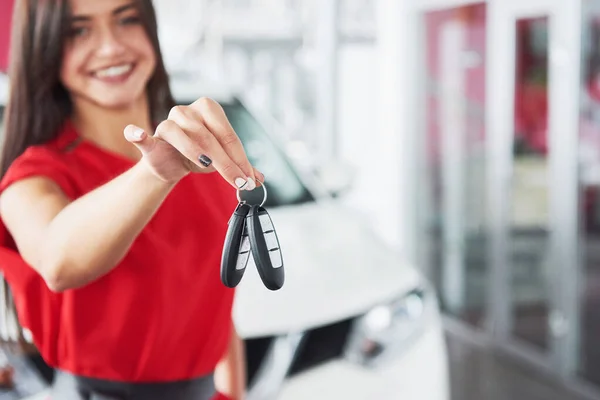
{"left": 7, "top": 119, "right": 80, "bottom": 166}
{"left": 0, "top": 124, "right": 80, "bottom": 199}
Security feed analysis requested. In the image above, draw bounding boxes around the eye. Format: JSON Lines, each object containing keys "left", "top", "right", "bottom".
{"left": 119, "top": 15, "right": 141, "bottom": 26}
{"left": 68, "top": 25, "right": 90, "bottom": 38}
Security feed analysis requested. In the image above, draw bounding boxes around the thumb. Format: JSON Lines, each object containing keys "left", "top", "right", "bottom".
{"left": 124, "top": 124, "right": 156, "bottom": 155}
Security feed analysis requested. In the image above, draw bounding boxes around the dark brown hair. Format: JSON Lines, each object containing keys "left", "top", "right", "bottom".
{"left": 0, "top": 0, "right": 175, "bottom": 178}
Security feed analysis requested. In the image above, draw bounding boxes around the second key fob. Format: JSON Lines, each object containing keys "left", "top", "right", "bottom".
{"left": 221, "top": 203, "right": 252, "bottom": 288}
{"left": 247, "top": 205, "right": 284, "bottom": 291}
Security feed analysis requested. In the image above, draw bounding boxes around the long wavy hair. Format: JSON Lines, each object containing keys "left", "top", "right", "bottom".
{"left": 0, "top": 0, "right": 175, "bottom": 178}
{"left": 0, "top": 0, "right": 175, "bottom": 349}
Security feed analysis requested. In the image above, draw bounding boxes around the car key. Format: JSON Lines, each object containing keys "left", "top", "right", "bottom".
{"left": 220, "top": 202, "right": 252, "bottom": 288}
{"left": 247, "top": 204, "right": 285, "bottom": 291}
{"left": 220, "top": 181, "right": 285, "bottom": 290}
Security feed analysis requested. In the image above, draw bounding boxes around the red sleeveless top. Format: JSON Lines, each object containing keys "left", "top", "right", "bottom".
{"left": 0, "top": 121, "right": 238, "bottom": 382}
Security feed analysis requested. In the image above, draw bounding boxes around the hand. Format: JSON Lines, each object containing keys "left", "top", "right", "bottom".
{"left": 124, "top": 97, "right": 264, "bottom": 188}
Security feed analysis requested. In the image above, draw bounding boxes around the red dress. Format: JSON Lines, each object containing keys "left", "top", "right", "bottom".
{"left": 0, "top": 121, "right": 238, "bottom": 383}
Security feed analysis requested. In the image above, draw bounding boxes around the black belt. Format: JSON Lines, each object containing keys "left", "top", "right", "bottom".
{"left": 51, "top": 370, "right": 216, "bottom": 400}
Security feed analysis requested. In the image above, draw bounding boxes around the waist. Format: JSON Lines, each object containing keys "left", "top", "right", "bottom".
{"left": 24, "top": 274, "right": 235, "bottom": 380}
{"left": 53, "top": 370, "right": 216, "bottom": 400}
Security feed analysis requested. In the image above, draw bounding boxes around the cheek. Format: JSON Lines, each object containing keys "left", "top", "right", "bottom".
{"left": 132, "top": 33, "right": 157, "bottom": 73}
{"left": 60, "top": 47, "right": 86, "bottom": 89}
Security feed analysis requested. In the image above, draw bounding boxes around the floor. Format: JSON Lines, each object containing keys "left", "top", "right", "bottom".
{"left": 446, "top": 330, "right": 600, "bottom": 400}
{"left": 0, "top": 350, "right": 47, "bottom": 399}
{"left": 429, "top": 227, "right": 600, "bottom": 387}
{"left": 0, "top": 330, "right": 598, "bottom": 400}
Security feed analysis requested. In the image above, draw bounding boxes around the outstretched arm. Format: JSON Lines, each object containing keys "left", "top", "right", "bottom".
{"left": 0, "top": 98, "right": 260, "bottom": 293}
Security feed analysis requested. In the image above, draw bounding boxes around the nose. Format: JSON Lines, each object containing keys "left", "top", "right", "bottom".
{"left": 95, "top": 25, "right": 126, "bottom": 57}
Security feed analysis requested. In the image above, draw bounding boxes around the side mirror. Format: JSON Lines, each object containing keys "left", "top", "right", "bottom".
{"left": 316, "top": 160, "right": 356, "bottom": 198}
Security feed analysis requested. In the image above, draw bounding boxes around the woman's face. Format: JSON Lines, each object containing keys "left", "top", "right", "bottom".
{"left": 60, "top": 0, "right": 156, "bottom": 110}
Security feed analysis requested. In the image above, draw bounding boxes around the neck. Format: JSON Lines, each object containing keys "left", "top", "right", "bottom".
{"left": 70, "top": 94, "right": 154, "bottom": 161}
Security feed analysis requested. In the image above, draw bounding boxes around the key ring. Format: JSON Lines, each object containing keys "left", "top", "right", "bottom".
{"left": 236, "top": 180, "right": 268, "bottom": 207}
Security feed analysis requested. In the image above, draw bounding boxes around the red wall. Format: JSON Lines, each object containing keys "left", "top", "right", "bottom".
{"left": 0, "top": 0, "right": 15, "bottom": 72}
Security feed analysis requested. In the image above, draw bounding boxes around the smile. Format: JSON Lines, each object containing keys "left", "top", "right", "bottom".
{"left": 94, "top": 63, "right": 134, "bottom": 79}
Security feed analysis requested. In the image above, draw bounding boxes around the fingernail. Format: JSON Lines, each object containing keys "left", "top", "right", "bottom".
{"left": 132, "top": 127, "right": 144, "bottom": 139}
{"left": 198, "top": 154, "right": 212, "bottom": 168}
{"left": 246, "top": 178, "right": 256, "bottom": 191}
{"left": 235, "top": 177, "right": 248, "bottom": 189}
{"left": 256, "top": 171, "right": 265, "bottom": 183}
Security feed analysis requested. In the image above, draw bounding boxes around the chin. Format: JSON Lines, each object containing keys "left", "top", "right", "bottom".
{"left": 93, "top": 95, "right": 146, "bottom": 110}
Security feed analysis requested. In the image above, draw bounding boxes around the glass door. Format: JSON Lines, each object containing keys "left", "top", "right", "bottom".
{"left": 418, "top": 0, "right": 589, "bottom": 385}
{"left": 488, "top": 0, "right": 581, "bottom": 374}
{"left": 416, "top": 0, "right": 583, "bottom": 381}
{"left": 418, "top": 1, "right": 489, "bottom": 329}
{"left": 510, "top": 13, "right": 551, "bottom": 351}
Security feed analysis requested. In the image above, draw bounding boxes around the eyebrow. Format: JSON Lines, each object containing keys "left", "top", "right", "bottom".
{"left": 70, "top": 3, "right": 137, "bottom": 22}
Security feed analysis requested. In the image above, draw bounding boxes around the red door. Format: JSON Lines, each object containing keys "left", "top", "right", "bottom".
{"left": 0, "top": 0, "right": 15, "bottom": 72}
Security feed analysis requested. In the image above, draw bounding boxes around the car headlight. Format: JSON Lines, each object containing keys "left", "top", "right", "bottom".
{"left": 344, "top": 286, "right": 431, "bottom": 367}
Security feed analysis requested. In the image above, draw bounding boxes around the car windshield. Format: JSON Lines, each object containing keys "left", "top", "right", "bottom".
{"left": 221, "top": 100, "right": 315, "bottom": 208}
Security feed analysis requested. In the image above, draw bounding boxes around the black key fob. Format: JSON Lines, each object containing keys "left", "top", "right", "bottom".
{"left": 220, "top": 203, "right": 252, "bottom": 288}
{"left": 247, "top": 205, "right": 284, "bottom": 291}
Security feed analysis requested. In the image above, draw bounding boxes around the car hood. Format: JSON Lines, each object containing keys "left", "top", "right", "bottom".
{"left": 232, "top": 201, "right": 422, "bottom": 338}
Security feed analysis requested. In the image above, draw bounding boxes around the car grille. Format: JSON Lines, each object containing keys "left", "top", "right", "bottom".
{"left": 288, "top": 317, "right": 355, "bottom": 376}
{"left": 245, "top": 317, "right": 356, "bottom": 385}
{"left": 245, "top": 336, "right": 273, "bottom": 385}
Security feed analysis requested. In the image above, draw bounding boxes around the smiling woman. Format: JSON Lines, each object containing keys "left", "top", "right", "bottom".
{"left": 0, "top": 0, "right": 256, "bottom": 399}
{"left": 61, "top": 2, "right": 157, "bottom": 110}
{"left": 1, "top": 0, "right": 174, "bottom": 176}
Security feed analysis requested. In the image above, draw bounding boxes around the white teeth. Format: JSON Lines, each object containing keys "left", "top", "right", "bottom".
{"left": 95, "top": 64, "right": 132, "bottom": 78}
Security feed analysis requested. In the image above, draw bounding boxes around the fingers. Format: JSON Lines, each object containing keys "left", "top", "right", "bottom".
{"left": 254, "top": 168, "right": 265, "bottom": 187}
{"left": 188, "top": 98, "right": 256, "bottom": 184}
{"left": 167, "top": 102, "right": 257, "bottom": 190}
{"left": 154, "top": 120, "right": 252, "bottom": 190}
{"left": 124, "top": 124, "right": 157, "bottom": 155}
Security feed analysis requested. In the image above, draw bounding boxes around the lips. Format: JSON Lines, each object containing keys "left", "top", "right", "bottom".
{"left": 94, "top": 63, "right": 133, "bottom": 78}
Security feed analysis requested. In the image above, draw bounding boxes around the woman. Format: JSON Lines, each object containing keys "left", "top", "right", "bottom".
{"left": 0, "top": 0, "right": 258, "bottom": 398}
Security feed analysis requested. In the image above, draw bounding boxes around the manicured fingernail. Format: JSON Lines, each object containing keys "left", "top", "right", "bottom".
{"left": 198, "top": 154, "right": 212, "bottom": 168}
{"left": 246, "top": 178, "right": 256, "bottom": 191}
{"left": 132, "top": 127, "right": 144, "bottom": 139}
{"left": 235, "top": 177, "right": 248, "bottom": 189}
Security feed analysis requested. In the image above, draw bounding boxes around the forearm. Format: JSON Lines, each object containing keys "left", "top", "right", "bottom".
{"left": 215, "top": 324, "right": 247, "bottom": 400}
{"left": 40, "top": 161, "right": 175, "bottom": 291}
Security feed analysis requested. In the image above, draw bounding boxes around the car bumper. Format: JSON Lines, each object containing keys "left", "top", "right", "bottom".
{"left": 277, "top": 316, "right": 449, "bottom": 400}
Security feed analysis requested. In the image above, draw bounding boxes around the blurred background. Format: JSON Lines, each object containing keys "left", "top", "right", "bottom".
{"left": 3, "top": 0, "right": 600, "bottom": 399}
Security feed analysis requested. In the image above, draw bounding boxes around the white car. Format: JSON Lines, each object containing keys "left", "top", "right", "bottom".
{"left": 219, "top": 94, "right": 450, "bottom": 400}
{"left": 8, "top": 81, "right": 449, "bottom": 400}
